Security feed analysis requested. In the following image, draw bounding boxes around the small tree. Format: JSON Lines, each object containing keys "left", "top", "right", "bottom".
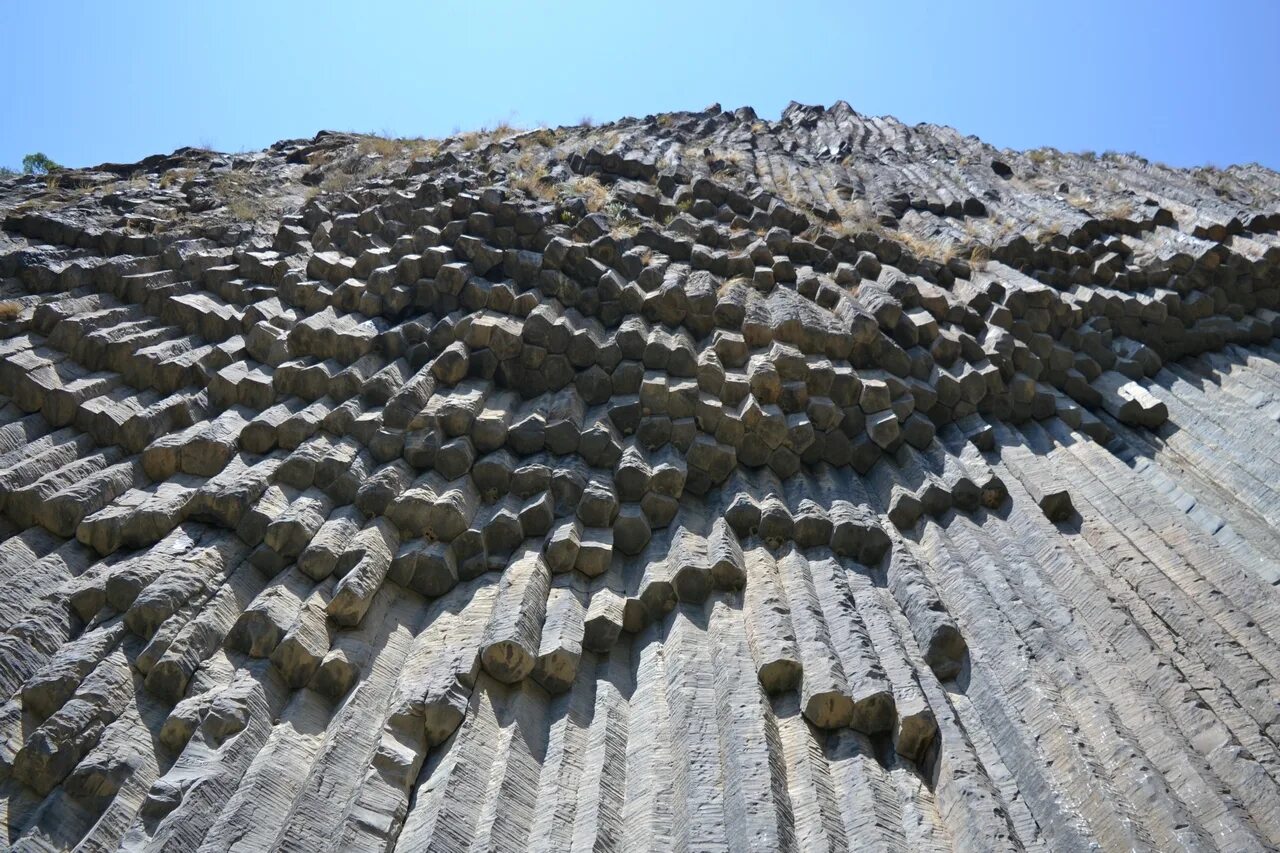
{"left": 22, "top": 152, "right": 61, "bottom": 175}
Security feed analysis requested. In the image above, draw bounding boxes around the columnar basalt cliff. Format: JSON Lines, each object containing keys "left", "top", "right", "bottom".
{"left": 1, "top": 101, "right": 1279, "bottom": 851}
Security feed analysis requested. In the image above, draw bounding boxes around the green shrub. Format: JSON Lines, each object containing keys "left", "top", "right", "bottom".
{"left": 22, "top": 152, "right": 62, "bottom": 175}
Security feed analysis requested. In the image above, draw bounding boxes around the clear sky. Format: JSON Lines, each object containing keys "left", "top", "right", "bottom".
{"left": 5, "top": 0, "right": 1278, "bottom": 172}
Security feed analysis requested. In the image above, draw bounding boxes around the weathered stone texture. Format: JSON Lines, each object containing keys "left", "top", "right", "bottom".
{"left": 0, "top": 100, "right": 1278, "bottom": 850}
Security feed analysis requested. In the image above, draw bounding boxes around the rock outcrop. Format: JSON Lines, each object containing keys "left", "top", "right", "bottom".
{"left": 0, "top": 101, "right": 1279, "bottom": 850}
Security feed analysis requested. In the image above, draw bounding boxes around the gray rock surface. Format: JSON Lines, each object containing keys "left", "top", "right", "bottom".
{"left": 0, "top": 101, "right": 1278, "bottom": 850}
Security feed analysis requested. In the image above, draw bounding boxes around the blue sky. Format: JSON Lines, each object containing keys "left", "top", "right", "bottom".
{"left": 5, "top": 1, "right": 1278, "bottom": 171}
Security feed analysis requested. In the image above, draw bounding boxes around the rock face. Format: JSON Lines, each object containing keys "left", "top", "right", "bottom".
{"left": 0, "top": 101, "right": 1279, "bottom": 850}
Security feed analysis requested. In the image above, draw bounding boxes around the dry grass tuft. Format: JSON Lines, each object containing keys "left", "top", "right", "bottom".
{"left": 894, "top": 230, "right": 956, "bottom": 264}
{"left": 1027, "top": 147, "right": 1061, "bottom": 167}
{"left": 453, "top": 121, "right": 524, "bottom": 153}
{"left": 1035, "top": 226, "right": 1063, "bottom": 245}
{"left": 358, "top": 135, "right": 402, "bottom": 158}
{"left": 216, "top": 171, "right": 277, "bottom": 222}
{"left": 319, "top": 169, "right": 356, "bottom": 193}
{"left": 970, "top": 244, "right": 991, "bottom": 271}
{"left": 519, "top": 128, "right": 557, "bottom": 149}
{"left": 511, "top": 164, "right": 556, "bottom": 202}
{"left": 1066, "top": 190, "right": 1091, "bottom": 208}
{"left": 490, "top": 121, "right": 520, "bottom": 142}
{"left": 228, "top": 198, "right": 262, "bottom": 221}
{"left": 706, "top": 149, "right": 746, "bottom": 176}
{"left": 0, "top": 301, "right": 23, "bottom": 321}
{"left": 408, "top": 137, "right": 443, "bottom": 158}
{"left": 563, "top": 175, "right": 609, "bottom": 212}
{"left": 604, "top": 199, "right": 642, "bottom": 237}
{"left": 159, "top": 168, "right": 194, "bottom": 189}
{"left": 1105, "top": 200, "right": 1134, "bottom": 219}
{"left": 828, "top": 199, "right": 884, "bottom": 239}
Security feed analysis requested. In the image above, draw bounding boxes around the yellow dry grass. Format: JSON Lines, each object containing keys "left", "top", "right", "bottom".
{"left": 563, "top": 175, "right": 609, "bottom": 212}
